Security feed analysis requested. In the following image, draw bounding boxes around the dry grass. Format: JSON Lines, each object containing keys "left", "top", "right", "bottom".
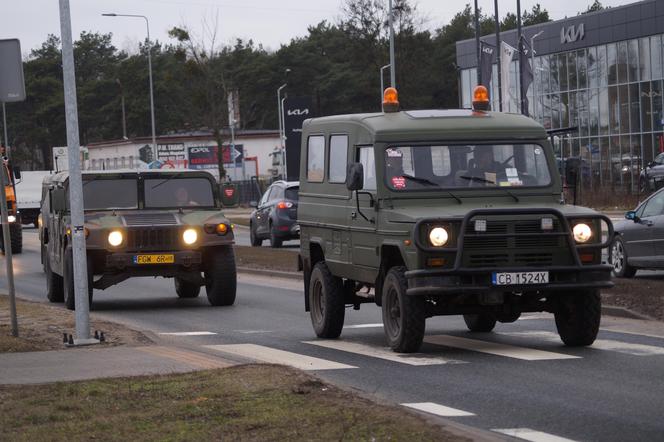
{"left": 234, "top": 245, "right": 300, "bottom": 273}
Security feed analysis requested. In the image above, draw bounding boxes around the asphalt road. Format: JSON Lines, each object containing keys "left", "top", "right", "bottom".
{"left": 3, "top": 229, "right": 664, "bottom": 442}
{"left": 232, "top": 224, "right": 300, "bottom": 251}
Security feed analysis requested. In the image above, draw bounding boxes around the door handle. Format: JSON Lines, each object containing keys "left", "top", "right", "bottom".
{"left": 351, "top": 211, "right": 357, "bottom": 219}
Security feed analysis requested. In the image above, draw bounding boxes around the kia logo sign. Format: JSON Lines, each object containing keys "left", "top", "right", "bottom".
{"left": 561, "top": 23, "right": 584, "bottom": 44}
{"left": 287, "top": 108, "right": 309, "bottom": 116}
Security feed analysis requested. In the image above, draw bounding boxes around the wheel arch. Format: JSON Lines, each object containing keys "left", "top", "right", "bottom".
{"left": 303, "top": 241, "right": 325, "bottom": 312}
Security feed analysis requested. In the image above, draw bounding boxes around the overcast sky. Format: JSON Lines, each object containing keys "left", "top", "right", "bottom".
{"left": 1, "top": 0, "right": 633, "bottom": 56}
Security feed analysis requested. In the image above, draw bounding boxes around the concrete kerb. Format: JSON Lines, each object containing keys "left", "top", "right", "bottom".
{"left": 235, "top": 268, "right": 650, "bottom": 321}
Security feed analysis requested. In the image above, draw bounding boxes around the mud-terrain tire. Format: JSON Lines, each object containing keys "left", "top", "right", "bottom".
{"left": 250, "top": 222, "right": 262, "bottom": 247}
{"left": 205, "top": 246, "right": 237, "bottom": 306}
{"left": 63, "top": 247, "right": 93, "bottom": 311}
{"left": 610, "top": 236, "right": 636, "bottom": 278}
{"left": 309, "top": 261, "right": 345, "bottom": 339}
{"left": 382, "top": 266, "right": 426, "bottom": 353}
{"left": 45, "top": 254, "right": 64, "bottom": 303}
{"left": 554, "top": 289, "right": 601, "bottom": 346}
{"left": 9, "top": 222, "right": 22, "bottom": 254}
{"left": 175, "top": 277, "right": 201, "bottom": 298}
{"left": 463, "top": 313, "right": 497, "bottom": 332}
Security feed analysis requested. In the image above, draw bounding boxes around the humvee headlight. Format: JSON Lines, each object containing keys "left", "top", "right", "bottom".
{"left": 108, "top": 230, "right": 124, "bottom": 247}
{"left": 7, "top": 215, "right": 16, "bottom": 223}
{"left": 573, "top": 223, "right": 592, "bottom": 243}
{"left": 429, "top": 227, "right": 449, "bottom": 247}
{"left": 183, "top": 228, "right": 198, "bottom": 245}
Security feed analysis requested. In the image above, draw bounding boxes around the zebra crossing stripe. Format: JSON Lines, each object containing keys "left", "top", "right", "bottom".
{"left": 204, "top": 344, "right": 356, "bottom": 370}
{"left": 402, "top": 402, "right": 475, "bottom": 417}
{"left": 425, "top": 335, "right": 580, "bottom": 360}
{"left": 493, "top": 428, "right": 579, "bottom": 442}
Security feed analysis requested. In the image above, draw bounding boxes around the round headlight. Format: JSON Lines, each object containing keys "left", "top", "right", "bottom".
{"left": 7, "top": 215, "right": 16, "bottom": 223}
{"left": 429, "top": 227, "right": 449, "bottom": 247}
{"left": 108, "top": 230, "right": 123, "bottom": 247}
{"left": 573, "top": 223, "right": 592, "bottom": 243}
{"left": 183, "top": 228, "right": 198, "bottom": 245}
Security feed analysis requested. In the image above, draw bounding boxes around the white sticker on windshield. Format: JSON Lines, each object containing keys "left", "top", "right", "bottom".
{"left": 506, "top": 168, "right": 518, "bottom": 177}
{"left": 534, "top": 148, "right": 542, "bottom": 155}
{"left": 386, "top": 148, "right": 402, "bottom": 158}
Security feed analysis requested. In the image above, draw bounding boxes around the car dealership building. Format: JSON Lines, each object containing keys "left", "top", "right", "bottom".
{"left": 456, "top": 0, "right": 664, "bottom": 190}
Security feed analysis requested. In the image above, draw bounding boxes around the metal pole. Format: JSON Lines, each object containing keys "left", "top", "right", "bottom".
{"left": 59, "top": 0, "right": 93, "bottom": 343}
{"left": 388, "top": 0, "right": 396, "bottom": 88}
{"left": 495, "top": 0, "right": 502, "bottom": 111}
{"left": 474, "top": 0, "right": 481, "bottom": 85}
{"left": 281, "top": 96, "right": 287, "bottom": 180}
{"left": 531, "top": 31, "right": 544, "bottom": 121}
{"left": 276, "top": 84, "right": 286, "bottom": 179}
{"left": 0, "top": 163, "right": 18, "bottom": 337}
{"left": 2, "top": 103, "right": 8, "bottom": 155}
{"left": 517, "top": 0, "right": 523, "bottom": 114}
{"left": 380, "top": 64, "right": 390, "bottom": 107}
{"left": 117, "top": 79, "right": 127, "bottom": 139}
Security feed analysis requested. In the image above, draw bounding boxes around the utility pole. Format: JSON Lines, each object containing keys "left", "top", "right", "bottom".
{"left": 495, "top": 0, "right": 502, "bottom": 111}
{"left": 59, "top": 0, "right": 95, "bottom": 344}
{"left": 517, "top": 0, "right": 524, "bottom": 114}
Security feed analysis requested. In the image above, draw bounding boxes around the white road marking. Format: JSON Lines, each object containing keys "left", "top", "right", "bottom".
{"left": 402, "top": 402, "right": 475, "bottom": 417}
{"left": 517, "top": 313, "right": 551, "bottom": 321}
{"left": 204, "top": 344, "right": 356, "bottom": 370}
{"left": 343, "top": 323, "right": 384, "bottom": 329}
{"left": 493, "top": 428, "right": 579, "bottom": 442}
{"left": 500, "top": 331, "right": 664, "bottom": 356}
{"left": 158, "top": 331, "right": 217, "bottom": 336}
{"left": 425, "top": 335, "right": 580, "bottom": 360}
{"left": 233, "top": 330, "right": 273, "bottom": 334}
{"left": 304, "top": 340, "right": 465, "bottom": 366}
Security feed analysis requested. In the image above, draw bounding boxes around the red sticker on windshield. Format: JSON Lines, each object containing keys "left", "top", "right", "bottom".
{"left": 392, "top": 176, "right": 406, "bottom": 189}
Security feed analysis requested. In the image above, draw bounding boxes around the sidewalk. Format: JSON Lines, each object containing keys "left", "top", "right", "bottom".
{"left": 0, "top": 345, "right": 236, "bottom": 385}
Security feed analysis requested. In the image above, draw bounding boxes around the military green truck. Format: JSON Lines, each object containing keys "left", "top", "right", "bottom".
{"left": 40, "top": 169, "right": 237, "bottom": 310}
{"left": 298, "top": 88, "right": 613, "bottom": 353}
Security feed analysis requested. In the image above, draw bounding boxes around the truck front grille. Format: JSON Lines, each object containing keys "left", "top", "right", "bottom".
{"left": 126, "top": 228, "right": 180, "bottom": 251}
{"left": 124, "top": 213, "right": 178, "bottom": 226}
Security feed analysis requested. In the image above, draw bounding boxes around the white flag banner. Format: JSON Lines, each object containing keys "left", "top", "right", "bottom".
{"left": 500, "top": 41, "right": 516, "bottom": 112}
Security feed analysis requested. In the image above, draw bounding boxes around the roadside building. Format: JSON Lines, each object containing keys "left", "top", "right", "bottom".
{"left": 85, "top": 129, "right": 281, "bottom": 180}
{"left": 456, "top": 0, "right": 664, "bottom": 190}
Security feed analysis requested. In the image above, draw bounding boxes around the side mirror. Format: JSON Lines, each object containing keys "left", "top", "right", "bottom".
{"left": 648, "top": 161, "right": 656, "bottom": 168}
{"left": 12, "top": 166, "right": 21, "bottom": 180}
{"left": 346, "top": 162, "right": 364, "bottom": 191}
{"left": 625, "top": 211, "right": 637, "bottom": 221}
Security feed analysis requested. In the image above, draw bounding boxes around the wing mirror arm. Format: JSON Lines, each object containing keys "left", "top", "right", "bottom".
{"left": 354, "top": 191, "right": 375, "bottom": 224}
{"left": 346, "top": 162, "right": 375, "bottom": 224}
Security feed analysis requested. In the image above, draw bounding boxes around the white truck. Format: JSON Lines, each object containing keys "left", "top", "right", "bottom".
{"left": 15, "top": 170, "right": 52, "bottom": 227}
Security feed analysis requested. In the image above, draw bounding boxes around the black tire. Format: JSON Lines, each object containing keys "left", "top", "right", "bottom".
{"left": 381, "top": 266, "right": 426, "bottom": 353}
{"left": 63, "top": 247, "right": 93, "bottom": 311}
{"left": 309, "top": 261, "right": 345, "bottom": 338}
{"left": 610, "top": 236, "right": 637, "bottom": 278}
{"left": 270, "top": 225, "right": 283, "bottom": 248}
{"left": 175, "top": 277, "right": 201, "bottom": 298}
{"left": 463, "top": 313, "right": 497, "bottom": 332}
{"left": 554, "top": 289, "right": 601, "bottom": 346}
{"left": 205, "top": 247, "right": 237, "bottom": 306}
{"left": 249, "top": 222, "right": 262, "bottom": 247}
{"left": 9, "top": 222, "right": 22, "bottom": 254}
{"left": 45, "top": 253, "right": 64, "bottom": 303}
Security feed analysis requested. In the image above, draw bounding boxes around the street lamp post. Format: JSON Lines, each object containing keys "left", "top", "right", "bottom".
{"left": 380, "top": 64, "right": 390, "bottom": 103}
{"left": 276, "top": 69, "right": 290, "bottom": 180}
{"left": 102, "top": 13, "right": 156, "bottom": 161}
{"left": 530, "top": 31, "right": 544, "bottom": 120}
{"left": 388, "top": 0, "right": 396, "bottom": 88}
{"left": 116, "top": 79, "right": 127, "bottom": 140}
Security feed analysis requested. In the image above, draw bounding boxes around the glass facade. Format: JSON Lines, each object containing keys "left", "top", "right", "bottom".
{"left": 460, "top": 34, "right": 664, "bottom": 191}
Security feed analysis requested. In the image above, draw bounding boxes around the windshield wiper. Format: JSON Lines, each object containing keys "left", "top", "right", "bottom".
{"left": 402, "top": 174, "right": 462, "bottom": 204}
{"left": 150, "top": 172, "right": 185, "bottom": 190}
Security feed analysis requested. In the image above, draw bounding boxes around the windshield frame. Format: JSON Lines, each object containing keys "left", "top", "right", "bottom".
{"left": 143, "top": 175, "right": 218, "bottom": 209}
{"left": 381, "top": 141, "right": 555, "bottom": 193}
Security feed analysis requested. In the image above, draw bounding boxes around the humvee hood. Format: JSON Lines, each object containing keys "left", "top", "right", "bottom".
{"left": 83, "top": 210, "right": 228, "bottom": 228}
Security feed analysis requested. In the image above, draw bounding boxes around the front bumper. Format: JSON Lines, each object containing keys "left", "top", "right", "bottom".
{"left": 406, "top": 264, "right": 613, "bottom": 296}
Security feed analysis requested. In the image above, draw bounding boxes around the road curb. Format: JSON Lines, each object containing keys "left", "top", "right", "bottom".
{"left": 601, "top": 304, "right": 654, "bottom": 320}
{"left": 237, "top": 267, "right": 302, "bottom": 280}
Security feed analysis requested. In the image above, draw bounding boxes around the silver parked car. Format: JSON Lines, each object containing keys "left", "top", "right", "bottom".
{"left": 611, "top": 186, "right": 664, "bottom": 277}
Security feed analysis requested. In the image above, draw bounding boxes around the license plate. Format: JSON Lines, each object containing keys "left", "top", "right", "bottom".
{"left": 492, "top": 271, "right": 549, "bottom": 286}
{"left": 133, "top": 254, "right": 175, "bottom": 265}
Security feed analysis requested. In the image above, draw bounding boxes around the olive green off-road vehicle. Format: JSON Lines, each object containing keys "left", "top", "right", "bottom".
{"left": 298, "top": 93, "right": 613, "bottom": 353}
{"left": 40, "top": 170, "right": 236, "bottom": 310}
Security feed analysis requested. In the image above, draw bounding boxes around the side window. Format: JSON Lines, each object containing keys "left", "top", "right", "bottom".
{"left": 271, "top": 186, "right": 285, "bottom": 201}
{"left": 655, "top": 153, "right": 664, "bottom": 165}
{"left": 358, "top": 146, "right": 376, "bottom": 191}
{"left": 329, "top": 135, "right": 348, "bottom": 183}
{"left": 642, "top": 192, "right": 664, "bottom": 217}
{"left": 307, "top": 135, "right": 325, "bottom": 182}
{"left": 259, "top": 188, "right": 272, "bottom": 206}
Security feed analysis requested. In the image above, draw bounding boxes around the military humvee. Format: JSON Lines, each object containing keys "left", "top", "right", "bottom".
{"left": 298, "top": 87, "right": 613, "bottom": 353}
{"left": 40, "top": 169, "right": 236, "bottom": 310}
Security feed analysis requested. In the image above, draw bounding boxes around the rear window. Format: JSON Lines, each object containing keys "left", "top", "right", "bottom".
{"left": 144, "top": 177, "right": 215, "bottom": 208}
{"left": 83, "top": 179, "right": 138, "bottom": 210}
{"left": 285, "top": 186, "right": 299, "bottom": 201}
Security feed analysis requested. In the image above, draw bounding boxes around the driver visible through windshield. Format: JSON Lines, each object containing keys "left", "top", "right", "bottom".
{"left": 384, "top": 144, "right": 552, "bottom": 190}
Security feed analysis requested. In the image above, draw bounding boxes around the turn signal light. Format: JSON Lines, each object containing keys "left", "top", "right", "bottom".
{"left": 472, "top": 85, "right": 490, "bottom": 111}
{"left": 427, "top": 258, "right": 446, "bottom": 267}
{"left": 216, "top": 223, "right": 228, "bottom": 235}
{"left": 382, "top": 87, "right": 399, "bottom": 113}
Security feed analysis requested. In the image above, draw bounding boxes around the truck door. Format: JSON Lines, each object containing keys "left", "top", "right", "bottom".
{"left": 348, "top": 145, "right": 378, "bottom": 273}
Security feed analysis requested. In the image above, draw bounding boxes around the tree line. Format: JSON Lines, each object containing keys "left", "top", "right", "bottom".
{"left": 1, "top": 1, "right": 603, "bottom": 170}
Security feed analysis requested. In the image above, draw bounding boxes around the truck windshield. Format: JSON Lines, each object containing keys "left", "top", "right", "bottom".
{"left": 384, "top": 144, "right": 552, "bottom": 190}
{"left": 83, "top": 178, "right": 138, "bottom": 210}
{"left": 144, "top": 177, "right": 215, "bottom": 208}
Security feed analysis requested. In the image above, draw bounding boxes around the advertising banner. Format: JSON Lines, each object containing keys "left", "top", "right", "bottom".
{"left": 187, "top": 145, "right": 243, "bottom": 170}
{"left": 284, "top": 96, "right": 312, "bottom": 181}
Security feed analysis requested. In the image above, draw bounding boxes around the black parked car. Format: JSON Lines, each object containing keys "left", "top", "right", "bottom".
{"left": 640, "top": 152, "right": 664, "bottom": 193}
{"left": 610, "top": 186, "right": 664, "bottom": 277}
{"left": 249, "top": 180, "right": 299, "bottom": 248}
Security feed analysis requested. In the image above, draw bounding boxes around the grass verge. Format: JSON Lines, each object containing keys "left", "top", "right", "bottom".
{"left": 0, "top": 365, "right": 468, "bottom": 442}
{"left": 234, "top": 245, "right": 300, "bottom": 272}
